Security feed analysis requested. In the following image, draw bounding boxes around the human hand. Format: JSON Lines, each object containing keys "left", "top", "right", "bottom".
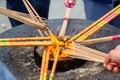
{"left": 64, "top": 0, "right": 76, "bottom": 7}
{"left": 104, "top": 45, "right": 120, "bottom": 73}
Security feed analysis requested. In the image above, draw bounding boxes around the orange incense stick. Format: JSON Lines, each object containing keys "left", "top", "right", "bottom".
{"left": 76, "top": 8, "right": 120, "bottom": 41}
{"left": 0, "top": 37, "right": 50, "bottom": 42}
{"left": 43, "top": 47, "right": 50, "bottom": 80}
{"left": 40, "top": 49, "right": 47, "bottom": 80}
{"left": 0, "top": 41, "right": 56, "bottom": 46}
{"left": 78, "top": 34, "right": 120, "bottom": 45}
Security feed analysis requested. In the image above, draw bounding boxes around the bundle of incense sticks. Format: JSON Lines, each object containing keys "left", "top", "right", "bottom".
{"left": 22, "top": 0, "right": 55, "bottom": 39}
{"left": 0, "top": 8, "right": 46, "bottom": 29}
{"left": 24, "top": 0, "right": 53, "bottom": 37}
{"left": 40, "top": 49, "right": 47, "bottom": 80}
{"left": 40, "top": 47, "right": 50, "bottom": 80}
{"left": 66, "top": 43, "right": 107, "bottom": 63}
{"left": 22, "top": 0, "right": 49, "bottom": 37}
{"left": 68, "top": 4, "right": 120, "bottom": 42}
{"left": 58, "top": 0, "right": 73, "bottom": 38}
{"left": 0, "top": 7, "right": 46, "bottom": 21}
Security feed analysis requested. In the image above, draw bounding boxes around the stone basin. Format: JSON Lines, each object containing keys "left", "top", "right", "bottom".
{"left": 0, "top": 19, "right": 120, "bottom": 80}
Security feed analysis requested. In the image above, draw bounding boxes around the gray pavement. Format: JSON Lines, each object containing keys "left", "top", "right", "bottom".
{"left": 0, "top": 0, "right": 11, "bottom": 33}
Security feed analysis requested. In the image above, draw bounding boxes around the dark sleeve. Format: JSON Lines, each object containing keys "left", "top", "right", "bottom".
{"left": 93, "top": 0, "right": 112, "bottom": 4}
{"left": 113, "top": 0, "right": 120, "bottom": 7}
{"left": 0, "top": 61, "right": 16, "bottom": 80}
{"left": 6, "top": 0, "right": 50, "bottom": 27}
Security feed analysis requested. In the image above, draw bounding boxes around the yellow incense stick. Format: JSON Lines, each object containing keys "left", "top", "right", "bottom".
{"left": 68, "top": 5, "right": 120, "bottom": 42}
{"left": 43, "top": 47, "right": 50, "bottom": 80}
{"left": 0, "top": 8, "right": 46, "bottom": 29}
{"left": 76, "top": 8, "right": 120, "bottom": 41}
{"left": 0, "top": 37, "right": 50, "bottom": 42}
{"left": 0, "top": 41, "right": 63, "bottom": 46}
{"left": 49, "top": 45, "right": 60, "bottom": 80}
{"left": 40, "top": 49, "right": 47, "bottom": 80}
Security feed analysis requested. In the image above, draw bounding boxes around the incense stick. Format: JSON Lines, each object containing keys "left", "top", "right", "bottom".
{"left": 78, "top": 34, "right": 120, "bottom": 45}
{"left": 40, "top": 49, "right": 47, "bottom": 80}
{"left": 0, "top": 8, "right": 46, "bottom": 29}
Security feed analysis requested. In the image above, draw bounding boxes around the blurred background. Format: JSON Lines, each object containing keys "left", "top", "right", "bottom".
{"left": 0, "top": 0, "right": 84, "bottom": 33}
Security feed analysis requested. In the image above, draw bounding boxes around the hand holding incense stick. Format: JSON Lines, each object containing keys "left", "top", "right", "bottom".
{"left": 103, "top": 45, "right": 120, "bottom": 73}
{"left": 76, "top": 8, "right": 120, "bottom": 41}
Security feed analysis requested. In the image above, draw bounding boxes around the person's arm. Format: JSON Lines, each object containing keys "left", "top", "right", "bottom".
{"left": 64, "top": 0, "right": 76, "bottom": 7}
{"left": 104, "top": 45, "right": 120, "bottom": 73}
